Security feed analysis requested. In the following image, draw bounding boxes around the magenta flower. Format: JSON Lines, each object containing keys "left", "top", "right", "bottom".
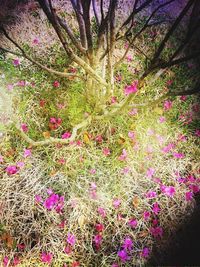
{"left": 111, "top": 96, "right": 117, "bottom": 104}
{"left": 143, "top": 211, "right": 151, "bottom": 221}
{"left": 146, "top": 168, "right": 155, "bottom": 178}
{"left": 146, "top": 190, "right": 157, "bottom": 198}
{"left": 111, "top": 263, "right": 119, "bottom": 267}
{"left": 13, "top": 58, "right": 20, "bottom": 66}
{"left": 16, "top": 80, "right": 26, "bottom": 87}
{"left": 64, "top": 245, "right": 72, "bottom": 255}
{"left": 90, "top": 182, "right": 97, "bottom": 190}
{"left": 150, "top": 226, "right": 163, "bottom": 238}
{"left": 195, "top": 129, "right": 200, "bottom": 137}
{"left": 3, "top": 256, "right": 9, "bottom": 267}
{"left": 128, "top": 131, "right": 135, "bottom": 140}
{"left": 41, "top": 252, "right": 53, "bottom": 264}
{"left": 98, "top": 207, "right": 106, "bottom": 218}
{"left": 158, "top": 116, "right": 166, "bottom": 123}
{"left": 53, "top": 80, "right": 60, "bottom": 88}
{"left": 160, "top": 185, "right": 175, "bottom": 197}
{"left": 6, "top": 165, "right": 18, "bottom": 175}
{"left": 17, "top": 161, "right": 25, "bottom": 169}
{"left": 122, "top": 237, "right": 133, "bottom": 250}
{"left": 13, "top": 256, "right": 20, "bottom": 266}
{"left": 180, "top": 95, "right": 187, "bottom": 101}
{"left": 118, "top": 149, "right": 127, "bottom": 161}
{"left": 118, "top": 249, "right": 130, "bottom": 262}
{"left": 152, "top": 202, "right": 161, "bottom": 215}
{"left": 113, "top": 198, "right": 121, "bottom": 209}
{"left": 23, "top": 149, "right": 31, "bottom": 158}
{"left": 173, "top": 152, "right": 184, "bottom": 159}
{"left": 185, "top": 191, "right": 193, "bottom": 201}
{"left": 126, "top": 54, "right": 133, "bottom": 62}
{"left": 43, "top": 194, "right": 59, "bottom": 210}
{"left": 128, "top": 218, "right": 137, "bottom": 228}
{"left": 67, "top": 233, "right": 76, "bottom": 246}
{"left": 95, "top": 135, "right": 103, "bottom": 143}
{"left": 35, "top": 195, "right": 43, "bottom": 203}
{"left": 32, "top": 37, "right": 39, "bottom": 45}
{"left": 93, "top": 234, "right": 102, "bottom": 249}
{"left": 163, "top": 100, "right": 172, "bottom": 111}
{"left": 21, "top": 123, "right": 28, "bottom": 133}
{"left": 124, "top": 82, "right": 138, "bottom": 96}
{"left": 95, "top": 223, "right": 104, "bottom": 232}
{"left": 61, "top": 132, "right": 71, "bottom": 139}
{"left": 161, "top": 143, "right": 175, "bottom": 153}
{"left": 141, "top": 247, "right": 150, "bottom": 258}
{"left": 102, "top": 147, "right": 111, "bottom": 156}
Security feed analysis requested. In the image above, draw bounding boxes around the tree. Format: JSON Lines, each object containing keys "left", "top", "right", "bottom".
{"left": 0, "top": 0, "right": 200, "bottom": 146}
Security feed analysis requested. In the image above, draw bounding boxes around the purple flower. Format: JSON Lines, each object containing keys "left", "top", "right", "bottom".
{"left": 67, "top": 233, "right": 76, "bottom": 246}
{"left": 118, "top": 249, "right": 130, "bottom": 262}
{"left": 35, "top": 195, "right": 42, "bottom": 203}
{"left": 150, "top": 226, "right": 163, "bottom": 238}
{"left": 13, "top": 58, "right": 20, "bottom": 66}
{"left": 141, "top": 247, "right": 150, "bottom": 258}
{"left": 158, "top": 116, "right": 166, "bottom": 123}
{"left": 152, "top": 202, "right": 160, "bottom": 215}
{"left": 128, "top": 218, "right": 137, "bottom": 228}
{"left": 93, "top": 234, "right": 102, "bottom": 249}
{"left": 98, "top": 207, "right": 106, "bottom": 218}
{"left": 43, "top": 194, "right": 59, "bottom": 210}
{"left": 160, "top": 185, "right": 176, "bottom": 197}
{"left": 146, "top": 190, "right": 157, "bottom": 199}
{"left": 163, "top": 100, "right": 172, "bottom": 111}
{"left": 146, "top": 168, "right": 155, "bottom": 178}
{"left": 124, "top": 81, "right": 138, "bottom": 96}
{"left": 173, "top": 152, "right": 184, "bottom": 159}
{"left": 185, "top": 191, "right": 193, "bottom": 201}
{"left": 61, "top": 132, "right": 71, "bottom": 139}
{"left": 143, "top": 211, "right": 151, "bottom": 221}
{"left": 122, "top": 237, "right": 133, "bottom": 251}
{"left": 6, "top": 165, "right": 18, "bottom": 175}
{"left": 113, "top": 198, "right": 121, "bottom": 209}
{"left": 23, "top": 149, "right": 32, "bottom": 158}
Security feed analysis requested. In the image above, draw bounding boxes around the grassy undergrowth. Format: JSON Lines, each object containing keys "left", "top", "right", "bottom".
{"left": 0, "top": 18, "right": 200, "bottom": 267}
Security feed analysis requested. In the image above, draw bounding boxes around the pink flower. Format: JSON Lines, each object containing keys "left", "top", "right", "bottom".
{"left": 152, "top": 202, "right": 160, "bottom": 215}
{"left": 7, "top": 84, "right": 14, "bottom": 91}
{"left": 128, "top": 108, "right": 138, "bottom": 116}
{"left": 128, "top": 131, "right": 135, "bottom": 140}
{"left": 180, "top": 95, "right": 187, "bottom": 101}
{"left": 195, "top": 129, "right": 200, "bottom": 137}
{"left": 118, "top": 149, "right": 127, "bottom": 161}
{"left": 111, "top": 263, "right": 119, "bottom": 267}
{"left": 141, "top": 247, "right": 150, "bottom": 258}
{"left": 67, "top": 233, "right": 76, "bottom": 246}
{"left": 23, "top": 149, "right": 31, "bottom": 158}
{"left": 143, "top": 211, "right": 151, "bottom": 221}
{"left": 17, "top": 161, "right": 25, "bottom": 168}
{"left": 111, "top": 96, "right": 117, "bottom": 104}
{"left": 21, "top": 123, "right": 28, "bottom": 133}
{"left": 124, "top": 82, "right": 138, "bottom": 96}
{"left": 35, "top": 195, "right": 42, "bottom": 203}
{"left": 43, "top": 193, "right": 59, "bottom": 210}
{"left": 122, "top": 237, "right": 133, "bottom": 250}
{"left": 128, "top": 219, "right": 137, "bottom": 228}
{"left": 64, "top": 246, "right": 72, "bottom": 255}
{"left": 146, "top": 168, "right": 155, "bottom": 178}
{"left": 13, "top": 257, "right": 20, "bottom": 266}
{"left": 98, "top": 207, "right": 106, "bottom": 218}
{"left": 146, "top": 190, "right": 157, "bottom": 198}
{"left": 163, "top": 100, "right": 172, "bottom": 111}
{"left": 90, "top": 182, "right": 97, "bottom": 190}
{"left": 93, "top": 234, "right": 102, "bottom": 250}
{"left": 147, "top": 128, "right": 155, "bottom": 136}
{"left": 113, "top": 198, "right": 121, "bottom": 209}
{"left": 118, "top": 249, "right": 130, "bottom": 262}
{"left": 158, "top": 116, "right": 166, "bottom": 123}
{"left": 150, "top": 226, "right": 163, "bottom": 238}
{"left": 160, "top": 185, "right": 175, "bottom": 197}
{"left": 95, "top": 223, "right": 104, "bottom": 232}
{"left": 6, "top": 165, "right": 18, "bottom": 175}
{"left": 115, "top": 74, "right": 122, "bottom": 83}
{"left": 102, "top": 147, "right": 111, "bottom": 156}
{"left": 13, "top": 59, "right": 20, "bottom": 66}
{"left": 126, "top": 54, "right": 133, "bottom": 62}
{"left": 173, "top": 152, "right": 184, "bottom": 159}
{"left": 16, "top": 80, "right": 26, "bottom": 87}
{"left": 41, "top": 252, "right": 53, "bottom": 264}
{"left": 3, "top": 256, "right": 9, "bottom": 267}
{"left": 89, "top": 169, "right": 96, "bottom": 174}
{"left": 161, "top": 143, "right": 175, "bottom": 153}
{"left": 61, "top": 132, "right": 71, "bottom": 139}
{"left": 122, "top": 166, "right": 130, "bottom": 174}
{"left": 53, "top": 80, "right": 60, "bottom": 88}
{"left": 185, "top": 191, "right": 193, "bottom": 201}
{"left": 95, "top": 135, "right": 103, "bottom": 143}
{"left": 32, "top": 37, "right": 39, "bottom": 45}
